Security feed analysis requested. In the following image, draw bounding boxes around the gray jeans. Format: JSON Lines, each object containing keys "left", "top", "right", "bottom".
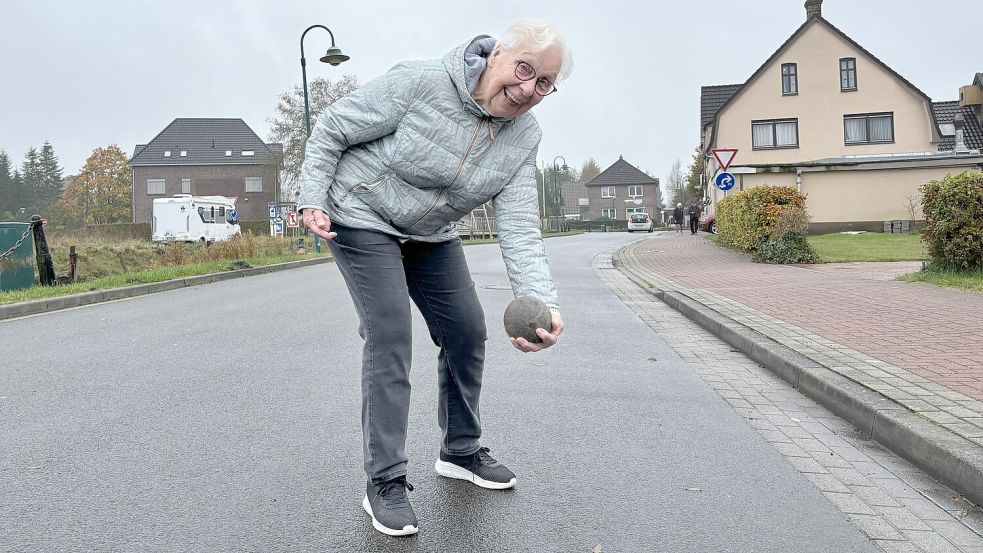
{"left": 327, "top": 224, "right": 486, "bottom": 484}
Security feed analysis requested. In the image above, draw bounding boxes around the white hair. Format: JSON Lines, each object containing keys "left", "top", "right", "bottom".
{"left": 497, "top": 20, "right": 574, "bottom": 82}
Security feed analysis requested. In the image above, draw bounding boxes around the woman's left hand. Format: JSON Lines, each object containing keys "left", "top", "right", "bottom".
{"left": 511, "top": 312, "right": 564, "bottom": 353}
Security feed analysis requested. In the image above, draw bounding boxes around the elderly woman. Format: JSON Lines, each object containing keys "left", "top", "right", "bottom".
{"left": 298, "top": 21, "right": 572, "bottom": 536}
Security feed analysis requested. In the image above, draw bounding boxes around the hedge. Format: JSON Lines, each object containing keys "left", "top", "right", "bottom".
{"left": 921, "top": 171, "right": 983, "bottom": 271}
{"left": 716, "top": 185, "right": 817, "bottom": 263}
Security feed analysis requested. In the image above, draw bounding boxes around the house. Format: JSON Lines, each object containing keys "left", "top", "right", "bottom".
{"left": 583, "top": 156, "right": 661, "bottom": 221}
{"left": 700, "top": 0, "right": 983, "bottom": 232}
{"left": 130, "top": 118, "right": 283, "bottom": 223}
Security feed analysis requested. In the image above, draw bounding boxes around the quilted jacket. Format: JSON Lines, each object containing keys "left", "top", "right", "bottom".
{"left": 298, "top": 36, "right": 559, "bottom": 310}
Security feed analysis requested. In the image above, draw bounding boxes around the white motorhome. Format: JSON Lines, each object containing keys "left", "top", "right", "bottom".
{"left": 152, "top": 195, "right": 241, "bottom": 243}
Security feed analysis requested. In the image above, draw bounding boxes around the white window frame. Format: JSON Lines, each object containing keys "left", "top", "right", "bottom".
{"left": 626, "top": 207, "right": 648, "bottom": 217}
{"left": 181, "top": 178, "right": 191, "bottom": 194}
{"left": 752, "top": 118, "right": 799, "bottom": 149}
{"left": 628, "top": 185, "right": 643, "bottom": 197}
{"left": 244, "top": 177, "right": 263, "bottom": 193}
{"left": 147, "top": 179, "right": 165, "bottom": 195}
{"left": 241, "top": 150, "right": 255, "bottom": 157}
{"left": 601, "top": 186, "right": 615, "bottom": 198}
{"left": 225, "top": 150, "right": 232, "bottom": 157}
{"left": 601, "top": 208, "right": 617, "bottom": 220}
{"left": 179, "top": 150, "right": 187, "bottom": 157}
{"left": 163, "top": 151, "right": 171, "bottom": 157}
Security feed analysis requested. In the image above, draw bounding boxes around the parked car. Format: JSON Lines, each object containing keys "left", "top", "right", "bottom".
{"left": 627, "top": 213, "right": 654, "bottom": 232}
{"left": 699, "top": 213, "right": 717, "bottom": 234}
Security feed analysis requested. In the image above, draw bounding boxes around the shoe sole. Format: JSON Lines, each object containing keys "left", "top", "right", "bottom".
{"left": 362, "top": 495, "right": 418, "bottom": 537}
{"left": 434, "top": 460, "right": 517, "bottom": 489}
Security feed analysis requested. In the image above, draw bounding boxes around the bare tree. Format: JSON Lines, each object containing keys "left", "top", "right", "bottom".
{"left": 903, "top": 194, "right": 921, "bottom": 233}
{"left": 665, "top": 158, "right": 684, "bottom": 207}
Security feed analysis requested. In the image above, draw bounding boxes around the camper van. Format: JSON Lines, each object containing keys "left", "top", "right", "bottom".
{"left": 152, "top": 194, "right": 241, "bottom": 243}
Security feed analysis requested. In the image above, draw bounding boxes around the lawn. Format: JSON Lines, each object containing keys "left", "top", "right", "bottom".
{"left": 807, "top": 232, "right": 929, "bottom": 263}
{"left": 899, "top": 267, "right": 983, "bottom": 293}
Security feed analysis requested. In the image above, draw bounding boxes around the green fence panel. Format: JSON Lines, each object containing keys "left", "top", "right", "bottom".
{"left": 0, "top": 222, "right": 35, "bottom": 292}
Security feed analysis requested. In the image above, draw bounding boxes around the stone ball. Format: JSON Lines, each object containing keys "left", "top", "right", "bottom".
{"left": 503, "top": 296, "right": 551, "bottom": 343}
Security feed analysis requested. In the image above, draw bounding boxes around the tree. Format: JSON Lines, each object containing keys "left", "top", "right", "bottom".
{"left": 0, "top": 150, "right": 13, "bottom": 216}
{"left": 683, "top": 145, "right": 705, "bottom": 204}
{"left": 580, "top": 158, "right": 601, "bottom": 184}
{"left": 267, "top": 75, "right": 360, "bottom": 200}
{"left": 37, "top": 141, "right": 64, "bottom": 214}
{"left": 20, "top": 148, "right": 41, "bottom": 215}
{"left": 665, "top": 158, "right": 685, "bottom": 207}
{"left": 60, "top": 145, "right": 132, "bottom": 226}
{"left": 644, "top": 170, "right": 664, "bottom": 209}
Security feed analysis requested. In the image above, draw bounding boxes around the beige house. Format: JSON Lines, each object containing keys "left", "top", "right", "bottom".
{"left": 700, "top": 0, "right": 983, "bottom": 232}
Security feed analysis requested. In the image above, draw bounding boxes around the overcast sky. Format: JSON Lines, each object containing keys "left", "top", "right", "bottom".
{"left": 2, "top": 0, "right": 980, "bottom": 185}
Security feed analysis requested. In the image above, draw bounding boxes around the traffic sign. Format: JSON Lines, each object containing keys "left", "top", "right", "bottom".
{"left": 228, "top": 209, "right": 237, "bottom": 220}
{"left": 268, "top": 204, "right": 277, "bottom": 219}
{"left": 286, "top": 211, "right": 299, "bottom": 228}
{"left": 712, "top": 148, "right": 739, "bottom": 171}
{"left": 715, "top": 172, "right": 736, "bottom": 191}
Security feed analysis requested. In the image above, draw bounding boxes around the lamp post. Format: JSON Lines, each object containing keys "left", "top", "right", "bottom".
{"left": 300, "top": 25, "right": 348, "bottom": 251}
{"left": 300, "top": 25, "right": 349, "bottom": 138}
{"left": 551, "top": 156, "right": 569, "bottom": 225}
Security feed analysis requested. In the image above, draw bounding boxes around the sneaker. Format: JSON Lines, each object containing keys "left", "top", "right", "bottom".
{"left": 362, "top": 477, "right": 418, "bottom": 536}
{"left": 434, "top": 447, "right": 516, "bottom": 489}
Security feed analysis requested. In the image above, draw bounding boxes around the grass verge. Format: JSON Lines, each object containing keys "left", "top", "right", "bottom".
{"left": 807, "top": 232, "right": 929, "bottom": 263}
{"left": 898, "top": 267, "right": 983, "bottom": 293}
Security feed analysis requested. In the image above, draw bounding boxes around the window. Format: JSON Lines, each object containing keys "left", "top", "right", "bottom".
{"left": 601, "top": 186, "right": 615, "bottom": 198}
{"left": 628, "top": 185, "right": 643, "bottom": 197}
{"left": 241, "top": 150, "right": 255, "bottom": 157}
{"left": 626, "top": 208, "right": 648, "bottom": 217}
{"left": 181, "top": 178, "right": 191, "bottom": 194}
{"left": 781, "top": 63, "right": 798, "bottom": 95}
{"left": 244, "top": 177, "right": 263, "bottom": 192}
{"left": 163, "top": 151, "right": 171, "bottom": 157}
{"left": 198, "top": 206, "right": 216, "bottom": 223}
{"left": 752, "top": 119, "right": 799, "bottom": 149}
{"left": 147, "top": 179, "right": 165, "bottom": 195}
{"left": 844, "top": 113, "right": 894, "bottom": 144}
{"left": 225, "top": 150, "right": 232, "bottom": 157}
{"left": 179, "top": 150, "right": 187, "bottom": 157}
{"left": 601, "top": 208, "right": 617, "bottom": 219}
{"left": 939, "top": 123, "right": 956, "bottom": 137}
{"left": 840, "top": 58, "right": 857, "bottom": 91}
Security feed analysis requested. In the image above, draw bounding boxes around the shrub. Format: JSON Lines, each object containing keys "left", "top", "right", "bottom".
{"left": 716, "top": 185, "right": 808, "bottom": 252}
{"left": 921, "top": 171, "right": 983, "bottom": 271}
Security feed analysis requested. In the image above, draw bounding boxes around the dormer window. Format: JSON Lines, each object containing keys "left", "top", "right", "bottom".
{"left": 840, "top": 58, "right": 857, "bottom": 91}
{"left": 781, "top": 63, "right": 798, "bottom": 95}
{"left": 180, "top": 150, "right": 187, "bottom": 157}
{"left": 241, "top": 150, "right": 255, "bottom": 157}
{"left": 164, "top": 151, "right": 171, "bottom": 157}
{"left": 225, "top": 150, "right": 232, "bottom": 157}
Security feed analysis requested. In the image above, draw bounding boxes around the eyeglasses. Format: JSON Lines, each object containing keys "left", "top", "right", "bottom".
{"left": 513, "top": 58, "right": 558, "bottom": 96}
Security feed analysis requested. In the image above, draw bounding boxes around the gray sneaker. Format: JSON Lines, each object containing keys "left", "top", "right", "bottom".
{"left": 434, "top": 447, "right": 517, "bottom": 489}
{"left": 362, "top": 477, "right": 418, "bottom": 536}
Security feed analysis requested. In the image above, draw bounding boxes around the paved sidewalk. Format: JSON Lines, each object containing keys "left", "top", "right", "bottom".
{"left": 617, "top": 233, "right": 983, "bottom": 502}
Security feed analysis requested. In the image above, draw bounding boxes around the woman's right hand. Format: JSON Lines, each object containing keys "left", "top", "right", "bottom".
{"left": 303, "top": 209, "right": 337, "bottom": 241}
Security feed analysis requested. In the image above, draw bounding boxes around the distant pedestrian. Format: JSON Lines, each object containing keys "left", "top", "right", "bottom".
{"left": 672, "top": 203, "right": 684, "bottom": 234}
{"left": 689, "top": 202, "right": 702, "bottom": 235}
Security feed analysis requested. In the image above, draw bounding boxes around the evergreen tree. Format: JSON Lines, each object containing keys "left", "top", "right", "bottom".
{"left": 38, "top": 141, "right": 64, "bottom": 213}
{"left": 20, "top": 148, "right": 42, "bottom": 216}
{"left": 0, "top": 150, "right": 12, "bottom": 215}
{"left": 683, "top": 145, "right": 705, "bottom": 204}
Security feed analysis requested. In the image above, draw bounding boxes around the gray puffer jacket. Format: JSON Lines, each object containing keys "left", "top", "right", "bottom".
{"left": 298, "top": 36, "right": 559, "bottom": 311}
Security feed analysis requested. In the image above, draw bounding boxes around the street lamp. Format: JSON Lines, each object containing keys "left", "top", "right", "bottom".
{"left": 299, "top": 25, "right": 348, "bottom": 251}
{"left": 552, "top": 155, "right": 569, "bottom": 219}
{"left": 300, "top": 25, "right": 349, "bottom": 138}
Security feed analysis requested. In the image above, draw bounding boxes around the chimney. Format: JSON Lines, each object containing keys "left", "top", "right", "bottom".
{"left": 805, "top": 0, "right": 822, "bottom": 19}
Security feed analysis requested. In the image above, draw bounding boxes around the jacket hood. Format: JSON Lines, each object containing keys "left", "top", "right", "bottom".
{"left": 443, "top": 35, "right": 499, "bottom": 119}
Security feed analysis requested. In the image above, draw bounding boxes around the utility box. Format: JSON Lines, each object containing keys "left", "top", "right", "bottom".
{"left": 0, "top": 222, "right": 35, "bottom": 292}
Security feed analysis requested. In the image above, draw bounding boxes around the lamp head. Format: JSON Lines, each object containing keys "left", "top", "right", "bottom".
{"left": 320, "top": 47, "right": 349, "bottom": 66}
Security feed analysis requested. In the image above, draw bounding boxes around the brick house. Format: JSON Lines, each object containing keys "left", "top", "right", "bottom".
{"left": 130, "top": 118, "right": 283, "bottom": 222}
{"left": 583, "top": 156, "right": 661, "bottom": 221}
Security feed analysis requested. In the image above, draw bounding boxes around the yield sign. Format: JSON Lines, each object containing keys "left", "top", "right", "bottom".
{"left": 712, "top": 148, "right": 738, "bottom": 171}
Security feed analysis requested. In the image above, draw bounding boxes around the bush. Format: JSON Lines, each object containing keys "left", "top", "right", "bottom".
{"left": 921, "top": 171, "right": 983, "bottom": 271}
{"left": 717, "top": 185, "right": 807, "bottom": 251}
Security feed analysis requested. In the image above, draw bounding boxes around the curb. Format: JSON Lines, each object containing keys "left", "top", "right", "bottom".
{"left": 0, "top": 257, "right": 334, "bottom": 322}
{"left": 614, "top": 253, "right": 983, "bottom": 507}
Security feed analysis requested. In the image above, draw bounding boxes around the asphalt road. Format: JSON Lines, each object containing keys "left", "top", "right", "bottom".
{"left": 0, "top": 232, "right": 878, "bottom": 552}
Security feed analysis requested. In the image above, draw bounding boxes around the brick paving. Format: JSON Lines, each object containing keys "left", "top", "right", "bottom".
{"left": 596, "top": 252, "right": 983, "bottom": 552}
{"left": 617, "top": 233, "right": 983, "bottom": 448}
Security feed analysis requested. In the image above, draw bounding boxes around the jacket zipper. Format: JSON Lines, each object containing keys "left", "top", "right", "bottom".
{"left": 404, "top": 118, "right": 485, "bottom": 229}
